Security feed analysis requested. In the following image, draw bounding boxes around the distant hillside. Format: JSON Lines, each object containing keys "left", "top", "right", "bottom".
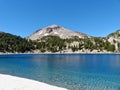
{"left": 107, "top": 30, "right": 120, "bottom": 43}
{"left": 35, "top": 35, "right": 115, "bottom": 53}
{"left": 0, "top": 32, "right": 35, "bottom": 53}
{"left": 106, "top": 30, "right": 120, "bottom": 52}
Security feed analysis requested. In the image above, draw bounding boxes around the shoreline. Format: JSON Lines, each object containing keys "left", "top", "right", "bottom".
{"left": 0, "top": 52, "right": 120, "bottom": 55}
{"left": 0, "top": 74, "right": 67, "bottom": 90}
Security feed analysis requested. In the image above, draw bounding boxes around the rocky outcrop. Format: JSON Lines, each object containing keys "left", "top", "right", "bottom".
{"left": 107, "top": 30, "right": 120, "bottom": 43}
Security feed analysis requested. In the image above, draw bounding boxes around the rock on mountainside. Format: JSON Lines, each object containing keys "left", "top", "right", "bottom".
{"left": 107, "top": 30, "right": 120, "bottom": 52}
{"left": 28, "top": 25, "right": 90, "bottom": 41}
{"left": 107, "top": 30, "right": 120, "bottom": 43}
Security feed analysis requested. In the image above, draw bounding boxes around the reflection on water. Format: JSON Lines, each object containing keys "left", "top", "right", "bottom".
{"left": 110, "top": 55, "right": 120, "bottom": 68}
{"left": 0, "top": 54, "right": 120, "bottom": 90}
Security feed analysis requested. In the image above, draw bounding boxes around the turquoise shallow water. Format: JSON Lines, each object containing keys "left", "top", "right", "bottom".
{"left": 0, "top": 54, "right": 120, "bottom": 90}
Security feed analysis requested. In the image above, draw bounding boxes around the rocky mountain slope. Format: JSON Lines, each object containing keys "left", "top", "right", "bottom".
{"left": 28, "top": 25, "right": 90, "bottom": 41}
{"left": 107, "top": 30, "right": 120, "bottom": 43}
{"left": 0, "top": 25, "right": 120, "bottom": 53}
{"left": 107, "top": 30, "right": 120, "bottom": 52}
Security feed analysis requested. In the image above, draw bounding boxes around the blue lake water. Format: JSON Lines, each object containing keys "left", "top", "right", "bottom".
{"left": 0, "top": 54, "right": 120, "bottom": 90}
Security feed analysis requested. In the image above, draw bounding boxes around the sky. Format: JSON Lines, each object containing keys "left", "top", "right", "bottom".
{"left": 0, "top": 0, "right": 120, "bottom": 37}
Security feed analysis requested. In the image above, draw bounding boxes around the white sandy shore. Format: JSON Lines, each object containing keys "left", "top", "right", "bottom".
{"left": 0, "top": 74, "right": 67, "bottom": 90}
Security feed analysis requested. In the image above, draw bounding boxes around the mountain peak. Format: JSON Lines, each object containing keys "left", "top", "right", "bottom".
{"left": 45, "top": 24, "right": 61, "bottom": 32}
{"left": 47, "top": 24, "right": 60, "bottom": 28}
{"left": 28, "top": 25, "right": 90, "bottom": 40}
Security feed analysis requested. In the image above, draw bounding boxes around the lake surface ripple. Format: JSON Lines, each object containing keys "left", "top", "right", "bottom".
{"left": 0, "top": 54, "right": 120, "bottom": 90}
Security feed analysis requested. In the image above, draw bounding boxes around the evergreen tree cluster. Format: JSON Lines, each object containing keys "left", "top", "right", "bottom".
{"left": 37, "top": 36, "right": 66, "bottom": 52}
{"left": 36, "top": 36, "right": 116, "bottom": 53}
{"left": 0, "top": 32, "right": 35, "bottom": 53}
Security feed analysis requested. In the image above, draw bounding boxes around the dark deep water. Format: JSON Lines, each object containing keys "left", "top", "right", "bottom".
{"left": 0, "top": 54, "right": 120, "bottom": 90}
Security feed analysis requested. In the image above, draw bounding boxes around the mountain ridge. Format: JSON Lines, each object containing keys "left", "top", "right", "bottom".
{"left": 0, "top": 25, "right": 120, "bottom": 53}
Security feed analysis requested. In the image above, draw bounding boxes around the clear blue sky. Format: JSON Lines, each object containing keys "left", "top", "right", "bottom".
{"left": 0, "top": 0, "right": 120, "bottom": 37}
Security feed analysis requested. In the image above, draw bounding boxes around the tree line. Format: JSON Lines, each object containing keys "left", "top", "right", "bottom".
{"left": 0, "top": 32, "right": 117, "bottom": 53}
